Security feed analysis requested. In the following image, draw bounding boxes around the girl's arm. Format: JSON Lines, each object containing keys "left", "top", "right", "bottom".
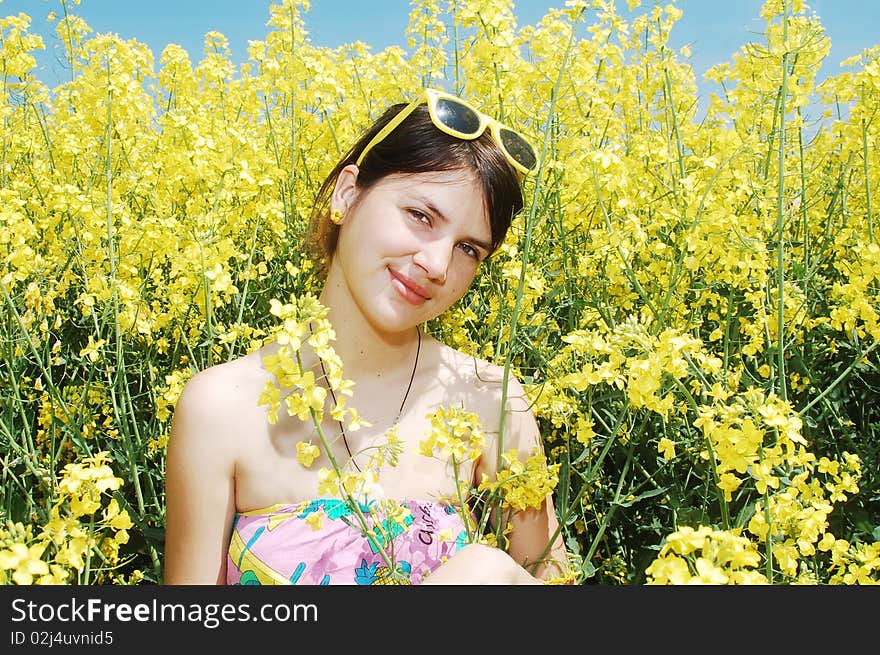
{"left": 420, "top": 542, "right": 543, "bottom": 584}
{"left": 163, "top": 370, "right": 237, "bottom": 584}
{"left": 477, "top": 374, "right": 571, "bottom": 583}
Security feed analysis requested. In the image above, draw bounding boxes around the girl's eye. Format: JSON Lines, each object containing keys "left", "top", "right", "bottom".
{"left": 409, "top": 209, "right": 430, "bottom": 225}
{"left": 458, "top": 242, "right": 481, "bottom": 260}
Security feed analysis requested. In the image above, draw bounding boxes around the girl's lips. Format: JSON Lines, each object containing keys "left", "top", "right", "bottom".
{"left": 389, "top": 267, "right": 430, "bottom": 305}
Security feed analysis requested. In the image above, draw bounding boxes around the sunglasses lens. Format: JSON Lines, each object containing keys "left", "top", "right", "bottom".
{"left": 499, "top": 127, "right": 537, "bottom": 172}
{"left": 434, "top": 98, "right": 482, "bottom": 135}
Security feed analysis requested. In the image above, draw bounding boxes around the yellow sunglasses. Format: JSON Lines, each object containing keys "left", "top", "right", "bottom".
{"left": 355, "top": 87, "right": 538, "bottom": 176}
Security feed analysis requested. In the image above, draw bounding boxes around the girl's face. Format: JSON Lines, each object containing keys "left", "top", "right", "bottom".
{"left": 326, "top": 165, "right": 491, "bottom": 333}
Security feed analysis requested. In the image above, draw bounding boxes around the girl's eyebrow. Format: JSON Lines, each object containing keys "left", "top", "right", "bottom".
{"left": 466, "top": 234, "right": 493, "bottom": 254}
{"left": 415, "top": 195, "right": 493, "bottom": 253}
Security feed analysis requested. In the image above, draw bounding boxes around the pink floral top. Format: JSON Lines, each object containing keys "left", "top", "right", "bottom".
{"left": 226, "top": 498, "right": 470, "bottom": 585}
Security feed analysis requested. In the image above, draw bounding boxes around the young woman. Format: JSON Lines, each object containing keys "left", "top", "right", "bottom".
{"left": 163, "top": 88, "right": 570, "bottom": 585}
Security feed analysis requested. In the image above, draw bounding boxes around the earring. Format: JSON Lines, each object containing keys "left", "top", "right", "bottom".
{"left": 330, "top": 209, "right": 344, "bottom": 225}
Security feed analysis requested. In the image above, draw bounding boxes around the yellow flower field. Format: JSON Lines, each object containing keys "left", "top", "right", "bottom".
{"left": 1, "top": 0, "right": 878, "bottom": 584}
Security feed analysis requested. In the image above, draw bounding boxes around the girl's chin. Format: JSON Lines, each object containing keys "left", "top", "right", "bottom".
{"left": 365, "top": 300, "right": 428, "bottom": 332}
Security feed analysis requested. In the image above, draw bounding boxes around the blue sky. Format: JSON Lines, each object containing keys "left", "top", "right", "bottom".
{"left": 4, "top": 0, "right": 878, "bottom": 93}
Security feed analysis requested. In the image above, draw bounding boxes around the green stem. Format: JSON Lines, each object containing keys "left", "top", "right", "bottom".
{"left": 775, "top": 0, "right": 790, "bottom": 403}
{"left": 590, "top": 163, "right": 659, "bottom": 320}
{"left": 0, "top": 279, "right": 77, "bottom": 433}
{"left": 451, "top": 0, "right": 461, "bottom": 93}
{"left": 759, "top": 441, "right": 775, "bottom": 583}
{"left": 494, "top": 10, "right": 582, "bottom": 545}
{"left": 450, "top": 454, "right": 475, "bottom": 543}
{"left": 796, "top": 108, "right": 809, "bottom": 285}
{"left": 861, "top": 83, "right": 874, "bottom": 243}
{"left": 225, "top": 215, "right": 263, "bottom": 361}
{"left": 584, "top": 440, "right": 636, "bottom": 564}
{"left": 673, "top": 378, "right": 730, "bottom": 529}
{"left": 799, "top": 339, "right": 880, "bottom": 414}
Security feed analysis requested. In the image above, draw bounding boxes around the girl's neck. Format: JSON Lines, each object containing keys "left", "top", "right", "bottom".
{"left": 317, "top": 287, "right": 420, "bottom": 381}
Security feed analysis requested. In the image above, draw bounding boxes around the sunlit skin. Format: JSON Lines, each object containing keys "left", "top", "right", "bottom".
{"left": 163, "top": 165, "right": 568, "bottom": 584}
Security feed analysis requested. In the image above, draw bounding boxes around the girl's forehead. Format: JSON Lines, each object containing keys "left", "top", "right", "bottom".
{"left": 375, "top": 170, "right": 488, "bottom": 216}
{"left": 376, "top": 169, "right": 480, "bottom": 192}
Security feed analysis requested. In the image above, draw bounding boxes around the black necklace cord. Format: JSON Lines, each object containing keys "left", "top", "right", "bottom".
{"left": 313, "top": 327, "right": 421, "bottom": 473}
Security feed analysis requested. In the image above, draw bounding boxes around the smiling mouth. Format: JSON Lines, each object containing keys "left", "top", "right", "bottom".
{"left": 388, "top": 267, "right": 430, "bottom": 304}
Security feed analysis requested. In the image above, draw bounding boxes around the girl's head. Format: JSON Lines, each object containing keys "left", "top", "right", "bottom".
{"left": 307, "top": 90, "right": 529, "bottom": 276}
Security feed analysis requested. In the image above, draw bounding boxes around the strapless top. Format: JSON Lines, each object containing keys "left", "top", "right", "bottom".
{"left": 226, "top": 498, "right": 471, "bottom": 585}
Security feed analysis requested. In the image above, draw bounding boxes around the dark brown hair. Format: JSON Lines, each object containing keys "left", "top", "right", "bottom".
{"left": 307, "top": 100, "right": 525, "bottom": 277}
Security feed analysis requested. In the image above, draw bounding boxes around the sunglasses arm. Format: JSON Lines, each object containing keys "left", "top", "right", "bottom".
{"left": 355, "top": 95, "right": 425, "bottom": 167}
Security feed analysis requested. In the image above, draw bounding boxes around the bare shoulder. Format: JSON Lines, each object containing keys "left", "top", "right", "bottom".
{"left": 439, "top": 341, "right": 528, "bottom": 395}
{"left": 432, "top": 339, "right": 534, "bottom": 422}
{"left": 170, "top": 350, "right": 270, "bottom": 449}
{"left": 178, "top": 352, "right": 264, "bottom": 409}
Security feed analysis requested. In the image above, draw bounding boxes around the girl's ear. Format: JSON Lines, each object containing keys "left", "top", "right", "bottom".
{"left": 330, "top": 164, "right": 360, "bottom": 219}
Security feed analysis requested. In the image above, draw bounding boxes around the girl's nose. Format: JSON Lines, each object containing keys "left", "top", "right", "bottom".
{"left": 413, "top": 238, "right": 453, "bottom": 283}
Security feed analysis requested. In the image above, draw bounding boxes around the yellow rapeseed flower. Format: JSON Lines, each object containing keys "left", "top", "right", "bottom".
{"left": 296, "top": 441, "right": 321, "bottom": 467}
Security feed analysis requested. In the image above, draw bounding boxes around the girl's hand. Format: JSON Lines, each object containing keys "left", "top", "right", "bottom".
{"left": 419, "top": 543, "right": 542, "bottom": 585}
